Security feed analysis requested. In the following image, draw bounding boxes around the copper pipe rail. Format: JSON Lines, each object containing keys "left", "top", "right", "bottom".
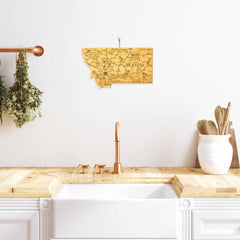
{"left": 0, "top": 45, "right": 44, "bottom": 57}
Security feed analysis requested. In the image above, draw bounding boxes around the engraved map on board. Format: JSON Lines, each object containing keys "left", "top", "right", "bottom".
{"left": 82, "top": 48, "right": 153, "bottom": 88}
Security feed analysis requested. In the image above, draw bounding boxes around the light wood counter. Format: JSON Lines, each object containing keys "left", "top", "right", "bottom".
{"left": 0, "top": 167, "right": 239, "bottom": 198}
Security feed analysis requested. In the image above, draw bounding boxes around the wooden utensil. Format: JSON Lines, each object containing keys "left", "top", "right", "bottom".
{"left": 215, "top": 105, "right": 224, "bottom": 135}
{"left": 225, "top": 121, "right": 231, "bottom": 135}
{"left": 197, "top": 120, "right": 218, "bottom": 135}
{"left": 222, "top": 102, "right": 231, "bottom": 135}
{"left": 205, "top": 120, "right": 218, "bottom": 135}
{"left": 197, "top": 120, "right": 208, "bottom": 135}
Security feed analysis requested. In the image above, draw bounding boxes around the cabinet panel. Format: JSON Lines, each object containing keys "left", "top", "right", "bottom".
{"left": 40, "top": 199, "right": 51, "bottom": 240}
{"left": 0, "top": 210, "right": 39, "bottom": 240}
{"left": 193, "top": 210, "right": 240, "bottom": 239}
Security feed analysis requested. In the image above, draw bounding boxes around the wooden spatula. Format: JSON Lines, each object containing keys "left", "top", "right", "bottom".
{"left": 222, "top": 102, "right": 231, "bottom": 135}
{"left": 225, "top": 121, "right": 232, "bottom": 135}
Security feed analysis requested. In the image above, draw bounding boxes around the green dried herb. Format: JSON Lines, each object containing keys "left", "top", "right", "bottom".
{"left": 0, "top": 74, "right": 6, "bottom": 124}
{"left": 4, "top": 50, "right": 43, "bottom": 128}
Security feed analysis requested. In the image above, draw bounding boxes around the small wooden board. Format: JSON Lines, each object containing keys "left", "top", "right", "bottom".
{"left": 196, "top": 125, "right": 239, "bottom": 168}
{"left": 82, "top": 48, "right": 153, "bottom": 88}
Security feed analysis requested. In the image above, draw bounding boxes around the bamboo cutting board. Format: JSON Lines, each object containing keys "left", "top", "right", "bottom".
{"left": 82, "top": 48, "right": 153, "bottom": 88}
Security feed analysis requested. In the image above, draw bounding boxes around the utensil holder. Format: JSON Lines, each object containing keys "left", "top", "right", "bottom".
{"left": 198, "top": 134, "right": 233, "bottom": 174}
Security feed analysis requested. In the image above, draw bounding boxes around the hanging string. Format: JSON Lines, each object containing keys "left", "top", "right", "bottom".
{"left": 118, "top": 37, "right": 121, "bottom": 48}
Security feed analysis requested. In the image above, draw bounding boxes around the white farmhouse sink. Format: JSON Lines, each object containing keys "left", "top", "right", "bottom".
{"left": 52, "top": 184, "right": 179, "bottom": 239}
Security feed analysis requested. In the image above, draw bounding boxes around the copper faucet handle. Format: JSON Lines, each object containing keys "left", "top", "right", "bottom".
{"left": 77, "top": 164, "right": 90, "bottom": 174}
{"left": 94, "top": 164, "right": 106, "bottom": 174}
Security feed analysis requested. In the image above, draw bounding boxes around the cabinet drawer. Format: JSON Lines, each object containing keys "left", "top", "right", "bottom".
{"left": 193, "top": 210, "right": 240, "bottom": 239}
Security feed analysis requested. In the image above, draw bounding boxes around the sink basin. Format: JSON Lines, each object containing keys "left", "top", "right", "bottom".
{"left": 52, "top": 184, "right": 179, "bottom": 239}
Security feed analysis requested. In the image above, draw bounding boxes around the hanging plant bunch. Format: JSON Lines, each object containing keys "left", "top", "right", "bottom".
{"left": 0, "top": 73, "right": 6, "bottom": 124}
{"left": 4, "top": 50, "right": 43, "bottom": 128}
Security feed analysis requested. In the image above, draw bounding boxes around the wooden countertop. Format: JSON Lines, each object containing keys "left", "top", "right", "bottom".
{"left": 0, "top": 167, "right": 239, "bottom": 198}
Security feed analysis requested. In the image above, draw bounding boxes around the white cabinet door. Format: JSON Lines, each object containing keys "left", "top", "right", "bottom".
{"left": 193, "top": 210, "right": 240, "bottom": 239}
{"left": 0, "top": 210, "right": 39, "bottom": 240}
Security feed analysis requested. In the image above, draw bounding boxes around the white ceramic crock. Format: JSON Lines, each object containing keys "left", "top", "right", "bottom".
{"left": 198, "top": 134, "right": 233, "bottom": 174}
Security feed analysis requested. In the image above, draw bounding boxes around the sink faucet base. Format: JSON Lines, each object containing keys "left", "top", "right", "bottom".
{"left": 113, "top": 163, "right": 123, "bottom": 174}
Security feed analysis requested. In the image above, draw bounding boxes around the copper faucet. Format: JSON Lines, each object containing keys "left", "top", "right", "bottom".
{"left": 112, "top": 122, "right": 123, "bottom": 174}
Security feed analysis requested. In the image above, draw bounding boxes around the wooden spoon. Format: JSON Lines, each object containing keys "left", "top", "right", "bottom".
{"left": 205, "top": 120, "right": 218, "bottom": 135}
{"left": 197, "top": 120, "right": 218, "bottom": 135}
{"left": 197, "top": 120, "right": 208, "bottom": 135}
{"left": 215, "top": 105, "right": 224, "bottom": 135}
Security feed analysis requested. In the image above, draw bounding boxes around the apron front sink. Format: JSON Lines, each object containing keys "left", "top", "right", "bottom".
{"left": 52, "top": 184, "right": 179, "bottom": 239}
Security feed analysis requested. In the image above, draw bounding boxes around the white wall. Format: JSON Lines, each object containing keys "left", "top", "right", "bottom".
{"left": 0, "top": 0, "right": 239, "bottom": 167}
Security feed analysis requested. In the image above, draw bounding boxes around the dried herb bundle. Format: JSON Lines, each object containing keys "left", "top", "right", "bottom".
{"left": 4, "top": 50, "right": 43, "bottom": 128}
{"left": 0, "top": 74, "right": 6, "bottom": 124}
